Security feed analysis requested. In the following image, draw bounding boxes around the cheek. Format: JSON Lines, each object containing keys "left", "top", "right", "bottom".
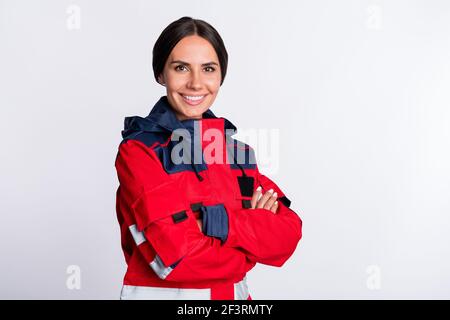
{"left": 167, "top": 77, "right": 186, "bottom": 89}
{"left": 165, "top": 70, "right": 186, "bottom": 85}
{"left": 205, "top": 77, "right": 221, "bottom": 91}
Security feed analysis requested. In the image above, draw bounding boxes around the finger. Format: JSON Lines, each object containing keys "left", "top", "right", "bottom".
{"left": 263, "top": 192, "right": 278, "bottom": 210}
{"left": 270, "top": 200, "right": 278, "bottom": 214}
{"left": 196, "top": 218, "right": 203, "bottom": 232}
{"left": 256, "top": 189, "right": 274, "bottom": 208}
{"left": 250, "top": 186, "right": 262, "bottom": 209}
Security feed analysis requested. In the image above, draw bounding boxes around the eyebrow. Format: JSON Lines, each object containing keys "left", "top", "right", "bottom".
{"left": 170, "top": 60, "right": 219, "bottom": 67}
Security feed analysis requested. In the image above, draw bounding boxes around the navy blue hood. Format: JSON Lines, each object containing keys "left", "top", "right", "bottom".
{"left": 120, "top": 96, "right": 244, "bottom": 182}
{"left": 121, "top": 96, "right": 237, "bottom": 140}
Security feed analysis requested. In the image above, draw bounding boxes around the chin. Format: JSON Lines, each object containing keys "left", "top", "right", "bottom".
{"left": 183, "top": 107, "right": 206, "bottom": 119}
{"left": 178, "top": 100, "right": 212, "bottom": 118}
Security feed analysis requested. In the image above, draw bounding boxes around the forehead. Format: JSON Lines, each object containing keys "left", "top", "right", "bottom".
{"left": 169, "top": 35, "right": 219, "bottom": 63}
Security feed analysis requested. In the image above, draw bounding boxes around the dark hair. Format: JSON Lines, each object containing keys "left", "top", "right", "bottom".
{"left": 152, "top": 16, "right": 228, "bottom": 86}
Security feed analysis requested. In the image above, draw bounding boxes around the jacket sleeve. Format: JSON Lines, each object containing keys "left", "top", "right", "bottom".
{"left": 115, "top": 139, "right": 254, "bottom": 282}
{"left": 223, "top": 166, "right": 303, "bottom": 267}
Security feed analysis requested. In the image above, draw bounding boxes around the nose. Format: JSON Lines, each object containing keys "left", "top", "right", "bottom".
{"left": 186, "top": 69, "right": 203, "bottom": 90}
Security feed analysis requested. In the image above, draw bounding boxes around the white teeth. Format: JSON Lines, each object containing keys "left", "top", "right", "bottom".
{"left": 183, "top": 95, "right": 204, "bottom": 101}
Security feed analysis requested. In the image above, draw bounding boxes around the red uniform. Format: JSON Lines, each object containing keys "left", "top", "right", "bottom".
{"left": 115, "top": 96, "right": 302, "bottom": 299}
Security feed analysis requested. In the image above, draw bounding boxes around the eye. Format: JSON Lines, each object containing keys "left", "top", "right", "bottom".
{"left": 204, "top": 66, "right": 215, "bottom": 72}
{"left": 175, "top": 65, "right": 188, "bottom": 72}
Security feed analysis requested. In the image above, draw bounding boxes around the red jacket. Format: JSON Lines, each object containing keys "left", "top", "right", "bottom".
{"left": 115, "top": 96, "right": 302, "bottom": 299}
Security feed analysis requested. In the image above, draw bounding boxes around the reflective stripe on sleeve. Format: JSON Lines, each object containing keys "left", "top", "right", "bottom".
{"left": 128, "top": 224, "right": 147, "bottom": 246}
{"left": 149, "top": 254, "right": 175, "bottom": 280}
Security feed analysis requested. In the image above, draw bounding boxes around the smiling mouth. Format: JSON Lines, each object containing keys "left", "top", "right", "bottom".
{"left": 179, "top": 93, "right": 207, "bottom": 106}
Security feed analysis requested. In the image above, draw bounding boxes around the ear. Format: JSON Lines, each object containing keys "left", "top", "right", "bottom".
{"left": 158, "top": 74, "right": 165, "bottom": 85}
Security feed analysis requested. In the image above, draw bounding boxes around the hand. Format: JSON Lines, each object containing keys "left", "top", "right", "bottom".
{"left": 250, "top": 186, "right": 278, "bottom": 214}
{"left": 196, "top": 218, "right": 203, "bottom": 231}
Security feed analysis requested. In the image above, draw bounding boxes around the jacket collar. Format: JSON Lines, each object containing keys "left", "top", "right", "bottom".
{"left": 122, "top": 96, "right": 237, "bottom": 139}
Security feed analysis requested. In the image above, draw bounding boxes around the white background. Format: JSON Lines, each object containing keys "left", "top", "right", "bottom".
{"left": 1, "top": 0, "right": 449, "bottom": 299}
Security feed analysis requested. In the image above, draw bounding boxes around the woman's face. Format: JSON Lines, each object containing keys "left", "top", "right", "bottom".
{"left": 158, "top": 35, "right": 222, "bottom": 121}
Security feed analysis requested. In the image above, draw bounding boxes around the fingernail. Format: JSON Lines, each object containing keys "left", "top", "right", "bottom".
{"left": 272, "top": 192, "right": 278, "bottom": 197}
{"left": 256, "top": 186, "right": 262, "bottom": 192}
{"left": 268, "top": 189, "right": 274, "bottom": 193}
{"left": 274, "top": 201, "right": 278, "bottom": 205}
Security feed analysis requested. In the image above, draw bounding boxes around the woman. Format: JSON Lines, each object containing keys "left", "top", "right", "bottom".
{"left": 115, "top": 16, "right": 302, "bottom": 300}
